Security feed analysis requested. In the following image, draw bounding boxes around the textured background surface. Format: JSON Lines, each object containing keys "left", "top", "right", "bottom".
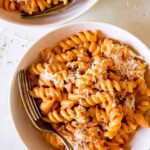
{"left": 0, "top": 0, "right": 150, "bottom": 149}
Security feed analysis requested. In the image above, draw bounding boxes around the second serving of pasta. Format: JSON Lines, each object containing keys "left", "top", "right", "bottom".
{"left": 0, "top": 0, "right": 69, "bottom": 14}
{"left": 28, "top": 30, "right": 150, "bottom": 150}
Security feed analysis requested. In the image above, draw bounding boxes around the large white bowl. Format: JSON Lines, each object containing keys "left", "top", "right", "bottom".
{"left": 10, "top": 21, "right": 150, "bottom": 150}
{"left": 0, "top": 0, "right": 97, "bottom": 26}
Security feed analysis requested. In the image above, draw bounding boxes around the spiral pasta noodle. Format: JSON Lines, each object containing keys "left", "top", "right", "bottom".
{"left": 30, "top": 87, "right": 63, "bottom": 100}
{"left": 104, "top": 106, "right": 123, "bottom": 139}
{"left": 48, "top": 106, "right": 89, "bottom": 124}
{"left": 29, "top": 62, "right": 67, "bottom": 75}
{"left": 114, "top": 123, "right": 131, "bottom": 144}
{"left": 88, "top": 106, "right": 109, "bottom": 124}
{"left": 57, "top": 30, "right": 99, "bottom": 51}
{"left": 28, "top": 30, "right": 150, "bottom": 150}
{"left": 0, "top": 0, "right": 16, "bottom": 11}
{"left": 42, "top": 132, "right": 64, "bottom": 149}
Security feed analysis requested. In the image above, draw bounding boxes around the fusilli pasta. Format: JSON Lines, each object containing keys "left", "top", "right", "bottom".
{"left": 0, "top": 0, "right": 69, "bottom": 14}
{"left": 28, "top": 30, "right": 150, "bottom": 150}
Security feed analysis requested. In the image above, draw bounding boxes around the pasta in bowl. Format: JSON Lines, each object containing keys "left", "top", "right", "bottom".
{"left": 0, "top": 0, "right": 69, "bottom": 14}
{"left": 10, "top": 22, "right": 150, "bottom": 150}
{"left": 0, "top": 0, "right": 97, "bottom": 26}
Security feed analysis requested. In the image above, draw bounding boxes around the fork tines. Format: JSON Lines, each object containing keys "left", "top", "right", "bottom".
{"left": 17, "top": 70, "right": 42, "bottom": 123}
{"left": 18, "top": 70, "right": 73, "bottom": 150}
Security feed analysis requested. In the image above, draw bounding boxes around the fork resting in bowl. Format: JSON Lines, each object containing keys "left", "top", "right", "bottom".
{"left": 17, "top": 70, "right": 73, "bottom": 150}
{"left": 21, "top": 0, "right": 74, "bottom": 18}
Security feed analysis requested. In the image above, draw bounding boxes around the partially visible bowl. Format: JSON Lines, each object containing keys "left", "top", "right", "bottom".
{"left": 10, "top": 21, "right": 150, "bottom": 150}
{"left": 0, "top": 0, "right": 97, "bottom": 27}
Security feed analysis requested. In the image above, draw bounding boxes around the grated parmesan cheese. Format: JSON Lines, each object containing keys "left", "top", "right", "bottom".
{"left": 40, "top": 69, "right": 59, "bottom": 85}
{"left": 68, "top": 69, "right": 81, "bottom": 80}
{"left": 10, "top": 0, "right": 27, "bottom": 3}
{"left": 73, "top": 125, "right": 89, "bottom": 150}
{"left": 83, "top": 88, "right": 90, "bottom": 96}
{"left": 75, "top": 106, "right": 88, "bottom": 124}
{"left": 125, "top": 94, "right": 135, "bottom": 111}
{"left": 40, "top": 70, "right": 55, "bottom": 81}
{"left": 111, "top": 49, "right": 144, "bottom": 78}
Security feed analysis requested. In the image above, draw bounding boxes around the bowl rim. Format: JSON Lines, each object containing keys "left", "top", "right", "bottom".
{"left": 0, "top": 0, "right": 98, "bottom": 27}
{"left": 9, "top": 20, "right": 150, "bottom": 149}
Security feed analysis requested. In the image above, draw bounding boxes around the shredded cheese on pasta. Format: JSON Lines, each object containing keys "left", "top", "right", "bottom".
{"left": 28, "top": 30, "right": 150, "bottom": 150}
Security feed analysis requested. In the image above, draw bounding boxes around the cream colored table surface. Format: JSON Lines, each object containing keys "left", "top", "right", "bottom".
{"left": 0, "top": 0, "right": 150, "bottom": 150}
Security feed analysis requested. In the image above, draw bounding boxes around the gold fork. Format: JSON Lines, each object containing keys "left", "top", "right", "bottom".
{"left": 17, "top": 70, "right": 73, "bottom": 150}
{"left": 21, "top": 0, "right": 74, "bottom": 18}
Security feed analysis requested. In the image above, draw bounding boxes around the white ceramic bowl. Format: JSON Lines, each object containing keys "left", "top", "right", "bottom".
{"left": 10, "top": 21, "right": 150, "bottom": 150}
{"left": 0, "top": 0, "right": 97, "bottom": 26}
